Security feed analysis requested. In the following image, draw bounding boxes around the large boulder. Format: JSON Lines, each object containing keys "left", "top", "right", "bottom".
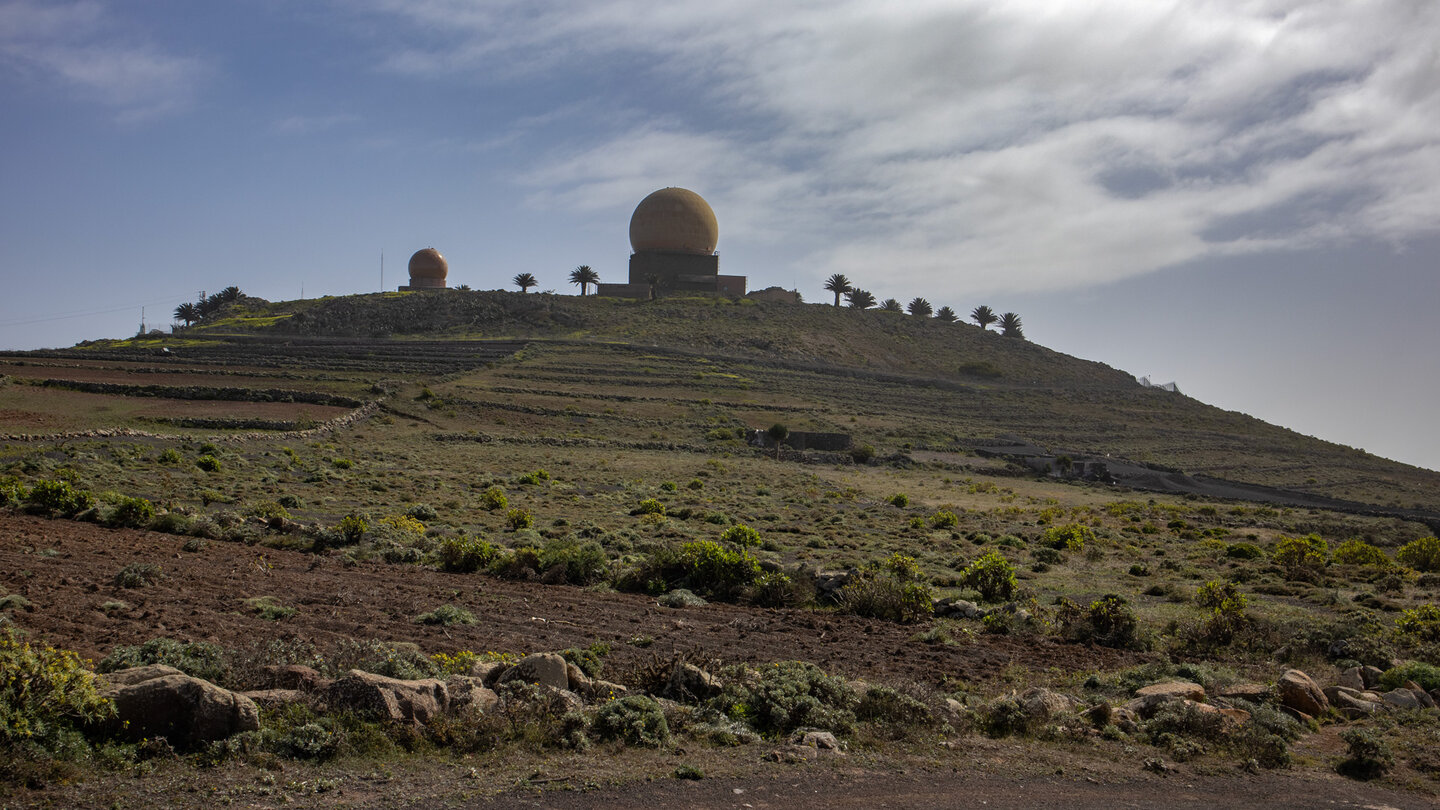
{"left": 1324, "top": 686, "right": 1383, "bottom": 719}
{"left": 1277, "top": 670, "right": 1328, "bottom": 717}
{"left": 103, "top": 669, "right": 259, "bottom": 749}
{"left": 1018, "top": 687, "right": 1079, "bottom": 724}
{"left": 325, "top": 670, "right": 448, "bottom": 724}
{"left": 1136, "top": 681, "right": 1205, "bottom": 702}
{"left": 497, "top": 653, "right": 570, "bottom": 690}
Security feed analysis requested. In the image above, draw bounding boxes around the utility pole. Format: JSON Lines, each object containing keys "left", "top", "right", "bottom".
{"left": 380, "top": 249, "right": 384, "bottom": 291}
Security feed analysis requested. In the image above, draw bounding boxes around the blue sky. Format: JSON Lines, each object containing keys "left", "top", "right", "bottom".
{"left": 2, "top": 0, "right": 1437, "bottom": 471}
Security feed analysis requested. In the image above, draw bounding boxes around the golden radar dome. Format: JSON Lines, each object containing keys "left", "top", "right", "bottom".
{"left": 629, "top": 188, "right": 718, "bottom": 255}
{"left": 408, "top": 248, "right": 448, "bottom": 281}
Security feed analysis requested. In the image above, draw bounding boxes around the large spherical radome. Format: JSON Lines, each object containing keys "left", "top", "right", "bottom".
{"left": 408, "top": 248, "right": 448, "bottom": 280}
{"left": 629, "top": 188, "right": 718, "bottom": 255}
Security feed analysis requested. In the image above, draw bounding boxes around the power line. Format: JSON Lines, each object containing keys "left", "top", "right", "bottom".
{"left": 0, "top": 295, "right": 193, "bottom": 329}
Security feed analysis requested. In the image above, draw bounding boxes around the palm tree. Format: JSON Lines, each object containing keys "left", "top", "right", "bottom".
{"left": 845, "top": 289, "right": 876, "bottom": 309}
{"left": 999, "top": 312, "right": 1025, "bottom": 339}
{"left": 879, "top": 298, "right": 903, "bottom": 312}
{"left": 934, "top": 306, "right": 957, "bottom": 322}
{"left": 569, "top": 265, "right": 599, "bottom": 296}
{"left": 971, "top": 305, "right": 999, "bottom": 331}
{"left": 513, "top": 272, "right": 537, "bottom": 293}
{"left": 823, "top": 273, "right": 852, "bottom": 306}
{"left": 907, "top": 297, "right": 932, "bottom": 317}
{"left": 173, "top": 301, "right": 200, "bottom": 327}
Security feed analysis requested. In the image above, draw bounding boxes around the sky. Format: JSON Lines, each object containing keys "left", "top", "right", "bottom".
{"left": 1, "top": 0, "right": 1437, "bottom": 471}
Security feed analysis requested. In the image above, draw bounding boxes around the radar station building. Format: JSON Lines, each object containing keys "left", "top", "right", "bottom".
{"left": 597, "top": 188, "right": 746, "bottom": 299}
{"left": 399, "top": 248, "right": 448, "bottom": 291}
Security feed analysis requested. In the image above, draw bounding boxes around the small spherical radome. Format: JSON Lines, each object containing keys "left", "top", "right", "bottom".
{"left": 629, "top": 188, "right": 718, "bottom": 255}
{"left": 408, "top": 248, "right": 448, "bottom": 281}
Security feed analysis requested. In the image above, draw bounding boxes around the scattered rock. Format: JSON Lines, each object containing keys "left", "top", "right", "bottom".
{"left": 1277, "top": 670, "right": 1328, "bottom": 717}
{"left": 325, "top": 670, "right": 447, "bottom": 724}
{"left": 1358, "top": 665, "right": 1384, "bottom": 689}
{"left": 797, "top": 730, "right": 843, "bottom": 751}
{"left": 241, "top": 688, "right": 307, "bottom": 710}
{"left": 259, "top": 664, "right": 330, "bottom": 692}
{"left": 446, "top": 675, "right": 499, "bottom": 713}
{"left": 497, "top": 653, "right": 570, "bottom": 690}
{"left": 1136, "top": 681, "right": 1205, "bottom": 701}
{"left": 666, "top": 662, "right": 724, "bottom": 701}
{"left": 469, "top": 659, "right": 507, "bottom": 686}
{"left": 101, "top": 664, "right": 184, "bottom": 687}
{"left": 658, "top": 589, "right": 708, "bottom": 609}
{"left": 1380, "top": 689, "right": 1421, "bottom": 710}
{"left": 1403, "top": 681, "right": 1436, "bottom": 709}
{"left": 1337, "top": 667, "right": 1365, "bottom": 692}
{"left": 1019, "top": 687, "right": 1079, "bottom": 723}
{"left": 934, "top": 597, "right": 983, "bottom": 619}
{"left": 566, "top": 662, "right": 592, "bottom": 693}
{"left": 1217, "top": 683, "right": 1271, "bottom": 703}
{"left": 103, "top": 670, "right": 259, "bottom": 749}
{"left": 1324, "top": 687, "right": 1383, "bottom": 719}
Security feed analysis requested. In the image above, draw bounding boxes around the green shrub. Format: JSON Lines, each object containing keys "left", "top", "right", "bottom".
{"left": 677, "top": 540, "right": 760, "bottom": 597}
{"left": 836, "top": 554, "right": 933, "bottom": 623}
{"left": 632, "top": 498, "right": 665, "bottom": 516}
{"left": 97, "top": 638, "right": 227, "bottom": 683}
{"left": 515, "top": 469, "right": 551, "bottom": 486}
{"left": 406, "top": 503, "right": 438, "bottom": 522}
{"left": 1195, "top": 580, "right": 1247, "bottom": 613}
{"left": 0, "top": 476, "right": 24, "bottom": 507}
{"left": 1225, "top": 542, "right": 1264, "bottom": 560}
{"left": 156, "top": 448, "right": 183, "bottom": 465}
{"left": 960, "top": 551, "right": 1017, "bottom": 603}
{"left": 1043, "top": 523, "right": 1094, "bottom": 551}
{"left": 851, "top": 444, "right": 876, "bottom": 463}
{"left": 1331, "top": 540, "right": 1390, "bottom": 567}
{"left": 537, "top": 538, "right": 608, "bottom": 585}
{"left": 1273, "top": 534, "right": 1328, "bottom": 582}
{"left": 887, "top": 493, "right": 909, "bottom": 507}
{"left": 1397, "top": 536, "right": 1440, "bottom": 572}
{"left": 1058, "top": 594, "right": 1140, "bottom": 649}
{"left": 593, "top": 695, "right": 669, "bottom": 747}
{"left": 506, "top": 508, "right": 534, "bottom": 530}
{"left": 480, "top": 486, "right": 509, "bottom": 511}
{"left": 1394, "top": 604, "right": 1440, "bottom": 643}
{"left": 110, "top": 496, "right": 156, "bottom": 528}
{"left": 337, "top": 515, "right": 367, "bottom": 544}
{"left": 244, "top": 596, "right": 297, "bottom": 621}
{"left": 196, "top": 454, "right": 222, "bottom": 473}
{"left": 113, "top": 562, "right": 163, "bottom": 588}
{"left": 25, "top": 480, "right": 94, "bottom": 517}
{"left": 559, "top": 642, "right": 610, "bottom": 679}
{"left": 930, "top": 510, "right": 959, "bottom": 529}
{"left": 0, "top": 630, "right": 115, "bottom": 750}
{"left": 718, "top": 661, "right": 856, "bottom": 737}
{"left": 719, "top": 524, "right": 761, "bottom": 549}
{"left": 1337, "top": 728, "right": 1392, "bottom": 780}
{"left": 855, "top": 685, "right": 932, "bottom": 730}
{"left": 1378, "top": 661, "right": 1440, "bottom": 692}
{"left": 331, "top": 458, "right": 353, "bottom": 469}
{"left": 415, "top": 604, "right": 476, "bottom": 626}
{"left": 437, "top": 536, "right": 500, "bottom": 573}
{"left": 328, "top": 639, "right": 437, "bottom": 681}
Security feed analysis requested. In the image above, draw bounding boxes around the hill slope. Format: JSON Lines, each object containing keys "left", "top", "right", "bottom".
{"left": 131, "top": 290, "right": 1436, "bottom": 513}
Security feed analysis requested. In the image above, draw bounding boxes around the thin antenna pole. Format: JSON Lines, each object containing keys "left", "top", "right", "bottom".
{"left": 381, "top": 249, "right": 384, "bottom": 291}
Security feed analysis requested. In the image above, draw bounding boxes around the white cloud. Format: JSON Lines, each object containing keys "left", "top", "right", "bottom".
{"left": 366, "top": 1, "right": 1440, "bottom": 296}
{"left": 0, "top": 0, "right": 204, "bottom": 121}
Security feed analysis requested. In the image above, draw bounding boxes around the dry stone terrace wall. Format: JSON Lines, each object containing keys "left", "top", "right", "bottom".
{"left": 0, "top": 401, "right": 380, "bottom": 444}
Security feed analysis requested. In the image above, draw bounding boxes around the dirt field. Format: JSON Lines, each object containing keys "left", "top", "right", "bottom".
{"left": 0, "top": 513, "right": 1134, "bottom": 684}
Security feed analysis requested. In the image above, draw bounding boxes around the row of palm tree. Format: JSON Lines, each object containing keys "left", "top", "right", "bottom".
{"left": 508, "top": 266, "right": 603, "bottom": 295}
{"left": 822, "top": 274, "right": 1024, "bottom": 338}
{"left": 173, "top": 286, "right": 243, "bottom": 327}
